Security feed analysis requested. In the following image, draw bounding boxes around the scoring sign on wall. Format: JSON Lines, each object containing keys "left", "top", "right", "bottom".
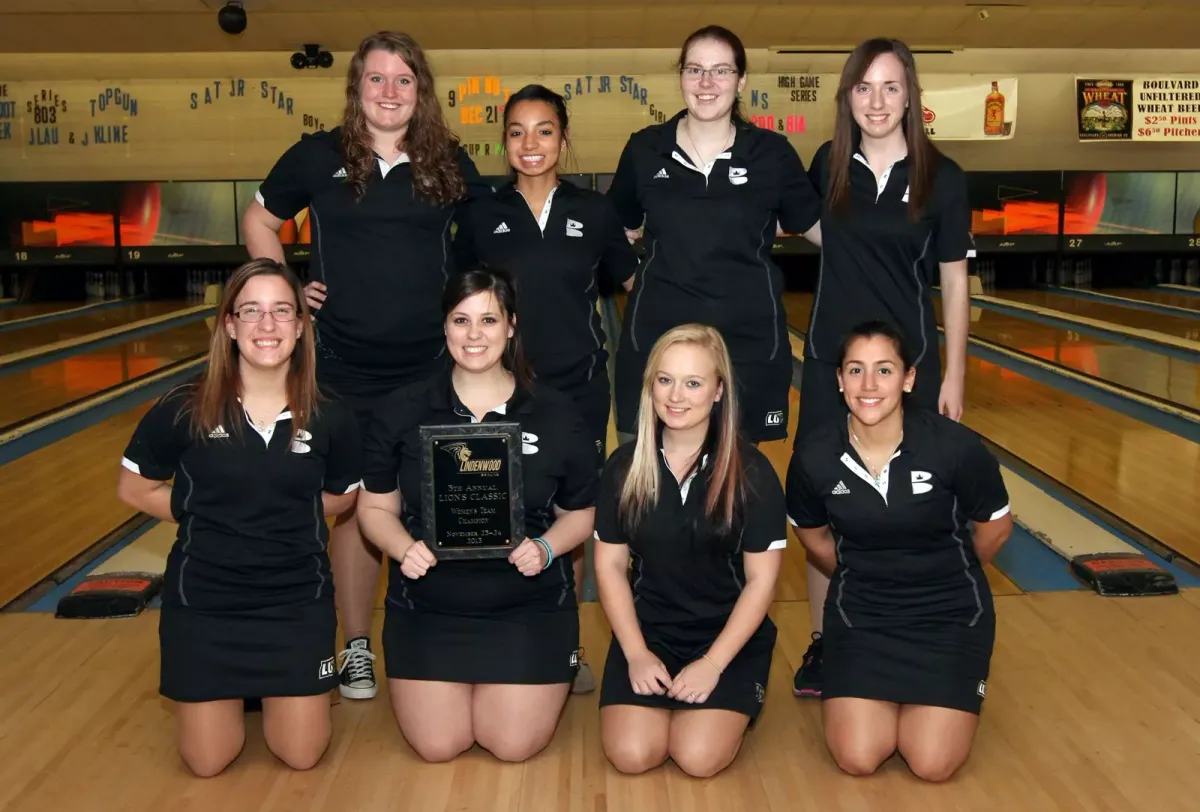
{"left": 0, "top": 73, "right": 1017, "bottom": 181}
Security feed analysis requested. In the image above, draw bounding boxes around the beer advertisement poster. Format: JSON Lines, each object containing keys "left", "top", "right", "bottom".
{"left": 1129, "top": 77, "right": 1200, "bottom": 141}
{"left": 1077, "top": 79, "right": 1132, "bottom": 141}
{"left": 918, "top": 77, "right": 1018, "bottom": 140}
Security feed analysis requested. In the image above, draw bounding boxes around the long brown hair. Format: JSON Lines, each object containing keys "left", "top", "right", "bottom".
{"left": 827, "top": 38, "right": 940, "bottom": 220}
{"left": 619, "top": 324, "right": 747, "bottom": 543}
{"left": 189, "top": 259, "right": 320, "bottom": 441}
{"left": 340, "top": 31, "right": 466, "bottom": 206}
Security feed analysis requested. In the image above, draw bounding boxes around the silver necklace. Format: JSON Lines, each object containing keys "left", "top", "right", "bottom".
{"left": 850, "top": 425, "right": 902, "bottom": 482}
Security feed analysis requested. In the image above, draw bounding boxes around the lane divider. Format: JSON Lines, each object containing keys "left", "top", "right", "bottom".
{"left": 0, "top": 297, "right": 142, "bottom": 334}
{"left": 971, "top": 293, "right": 1200, "bottom": 359}
{"left": 0, "top": 304, "right": 215, "bottom": 373}
{"left": 1037, "top": 285, "right": 1200, "bottom": 320}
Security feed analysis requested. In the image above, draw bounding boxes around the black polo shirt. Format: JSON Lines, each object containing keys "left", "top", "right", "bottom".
{"left": 255, "top": 127, "right": 491, "bottom": 381}
{"left": 361, "top": 365, "right": 600, "bottom": 615}
{"left": 607, "top": 110, "right": 821, "bottom": 361}
{"left": 594, "top": 439, "right": 787, "bottom": 649}
{"left": 452, "top": 178, "right": 638, "bottom": 390}
{"left": 120, "top": 384, "right": 362, "bottom": 611}
{"left": 786, "top": 409, "right": 1009, "bottom": 626}
{"left": 803, "top": 139, "right": 974, "bottom": 366}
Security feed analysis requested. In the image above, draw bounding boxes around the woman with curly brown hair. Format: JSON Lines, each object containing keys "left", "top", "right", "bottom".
{"left": 242, "top": 30, "right": 490, "bottom": 704}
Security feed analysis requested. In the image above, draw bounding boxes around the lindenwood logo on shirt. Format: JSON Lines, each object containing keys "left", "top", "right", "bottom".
{"left": 441, "top": 442, "right": 502, "bottom": 473}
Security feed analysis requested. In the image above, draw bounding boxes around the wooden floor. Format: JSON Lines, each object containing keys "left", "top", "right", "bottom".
{"left": 995, "top": 289, "right": 1200, "bottom": 341}
{"left": 0, "top": 300, "right": 191, "bottom": 357}
{"left": 2, "top": 288, "right": 1200, "bottom": 809}
{"left": 0, "top": 402, "right": 151, "bottom": 606}
{"left": 932, "top": 298, "right": 1200, "bottom": 410}
{"left": 1, "top": 591, "right": 1198, "bottom": 812}
{"left": 784, "top": 292, "right": 1200, "bottom": 566}
{"left": 0, "top": 319, "right": 210, "bottom": 428}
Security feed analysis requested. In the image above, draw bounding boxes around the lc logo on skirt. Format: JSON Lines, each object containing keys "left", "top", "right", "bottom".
{"left": 319, "top": 657, "right": 335, "bottom": 679}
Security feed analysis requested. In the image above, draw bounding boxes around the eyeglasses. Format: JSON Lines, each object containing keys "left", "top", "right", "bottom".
{"left": 681, "top": 66, "right": 739, "bottom": 81}
{"left": 233, "top": 306, "right": 297, "bottom": 323}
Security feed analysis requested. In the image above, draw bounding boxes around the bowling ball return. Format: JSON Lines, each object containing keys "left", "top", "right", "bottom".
{"left": 1069, "top": 552, "right": 1178, "bottom": 596}
{"left": 55, "top": 571, "right": 163, "bottom": 619}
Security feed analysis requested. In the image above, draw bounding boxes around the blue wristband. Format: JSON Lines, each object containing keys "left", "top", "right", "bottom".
{"left": 534, "top": 537, "right": 553, "bottom": 567}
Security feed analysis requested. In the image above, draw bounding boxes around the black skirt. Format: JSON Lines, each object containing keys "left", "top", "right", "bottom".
{"left": 159, "top": 600, "right": 338, "bottom": 703}
{"left": 598, "top": 622, "right": 776, "bottom": 721}
{"left": 382, "top": 602, "right": 579, "bottom": 685}
{"left": 821, "top": 609, "right": 995, "bottom": 714}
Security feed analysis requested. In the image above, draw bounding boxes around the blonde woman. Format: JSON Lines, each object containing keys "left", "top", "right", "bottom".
{"left": 593, "top": 324, "right": 786, "bottom": 778}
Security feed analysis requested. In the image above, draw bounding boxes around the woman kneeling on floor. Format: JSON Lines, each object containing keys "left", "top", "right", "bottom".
{"left": 593, "top": 323, "right": 786, "bottom": 778}
{"left": 117, "top": 259, "right": 362, "bottom": 777}
{"left": 357, "top": 267, "right": 599, "bottom": 763}
{"left": 785, "top": 320, "right": 1013, "bottom": 781}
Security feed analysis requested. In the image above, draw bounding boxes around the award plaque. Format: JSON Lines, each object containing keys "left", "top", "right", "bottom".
{"left": 419, "top": 422, "right": 525, "bottom": 560}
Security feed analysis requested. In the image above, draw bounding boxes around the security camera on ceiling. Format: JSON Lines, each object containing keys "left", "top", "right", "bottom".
{"left": 292, "top": 44, "right": 335, "bottom": 70}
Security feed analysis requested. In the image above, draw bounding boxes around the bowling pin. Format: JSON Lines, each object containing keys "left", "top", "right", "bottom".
{"left": 1187, "top": 258, "right": 1199, "bottom": 287}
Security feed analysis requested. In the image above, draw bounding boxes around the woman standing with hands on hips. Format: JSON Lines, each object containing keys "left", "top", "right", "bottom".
{"left": 786, "top": 321, "right": 1011, "bottom": 781}
{"left": 356, "top": 268, "right": 599, "bottom": 763}
{"left": 788, "top": 38, "right": 975, "bottom": 699}
{"left": 593, "top": 324, "right": 786, "bottom": 778}
{"left": 606, "top": 25, "right": 822, "bottom": 445}
{"left": 242, "top": 31, "right": 490, "bottom": 702}
{"left": 454, "top": 83, "right": 639, "bottom": 693}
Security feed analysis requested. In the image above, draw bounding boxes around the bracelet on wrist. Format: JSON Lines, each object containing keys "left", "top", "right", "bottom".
{"left": 533, "top": 536, "right": 553, "bottom": 567}
{"left": 701, "top": 653, "right": 724, "bottom": 675}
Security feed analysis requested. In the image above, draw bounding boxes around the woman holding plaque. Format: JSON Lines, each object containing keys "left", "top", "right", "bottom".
{"left": 241, "top": 30, "right": 491, "bottom": 703}
{"left": 454, "top": 83, "right": 640, "bottom": 693}
{"left": 357, "top": 267, "right": 599, "bottom": 763}
{"left": 605, "top": 24, "right": 822, "bottom": 445}
{"left": 116, "top": 259, "right": 362, "bottom": 777}
{"left": 787, "top": 38, "right": 974, "bottom": 700}
{"left": 593, "top": 324, "right": 786, "bottom": 778}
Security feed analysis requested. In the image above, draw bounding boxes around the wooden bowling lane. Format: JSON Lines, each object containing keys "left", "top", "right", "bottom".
{"left": 0, "top": 300, "right": 191, "bottom": 356}
{"left": 0, "top": 402, "right": 148, "bottom": 608}
{"left": 932, "top": 298, "right": 1200, "bottom": 411}
{"left": 1107, "top": 287, "right": 1200, "bottom": 313}
{"left": 993, "top": 289, "right": 1200, "bottom": 340}
{"left": 783, "top": 291, "right": 1200, "bottom": 566}
{"left": 0, "top": 301, "right": 86, "bottom": 324}
{"left": 0, "top": 320, "right": 210, "bottom": 429}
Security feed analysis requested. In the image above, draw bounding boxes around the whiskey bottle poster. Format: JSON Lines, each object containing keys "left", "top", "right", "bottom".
{"left": 918, "top": 76, "right": 1018, "bottom": 141}
{"left": 1077, "top": 79, "right": 1132, "bottom": 141}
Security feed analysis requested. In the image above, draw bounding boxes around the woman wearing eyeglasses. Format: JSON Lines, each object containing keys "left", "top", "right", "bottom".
{"left": 606, "top": 24, "right": 822, "bottom": 446}
{"left": 117, "top": 259, "right": 362, "bottom": 777}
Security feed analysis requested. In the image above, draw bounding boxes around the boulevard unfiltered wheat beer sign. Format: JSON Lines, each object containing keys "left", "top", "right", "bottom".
{"left": 1077, "top": 77, "right": 1200, "bottom": 141}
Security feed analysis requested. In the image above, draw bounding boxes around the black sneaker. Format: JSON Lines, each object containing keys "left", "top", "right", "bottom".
{"left": 338, "top": 637, "right": 377, "bottom": 700}
{"left": 793, "top": 632, "right": 823, "bottom": 698}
